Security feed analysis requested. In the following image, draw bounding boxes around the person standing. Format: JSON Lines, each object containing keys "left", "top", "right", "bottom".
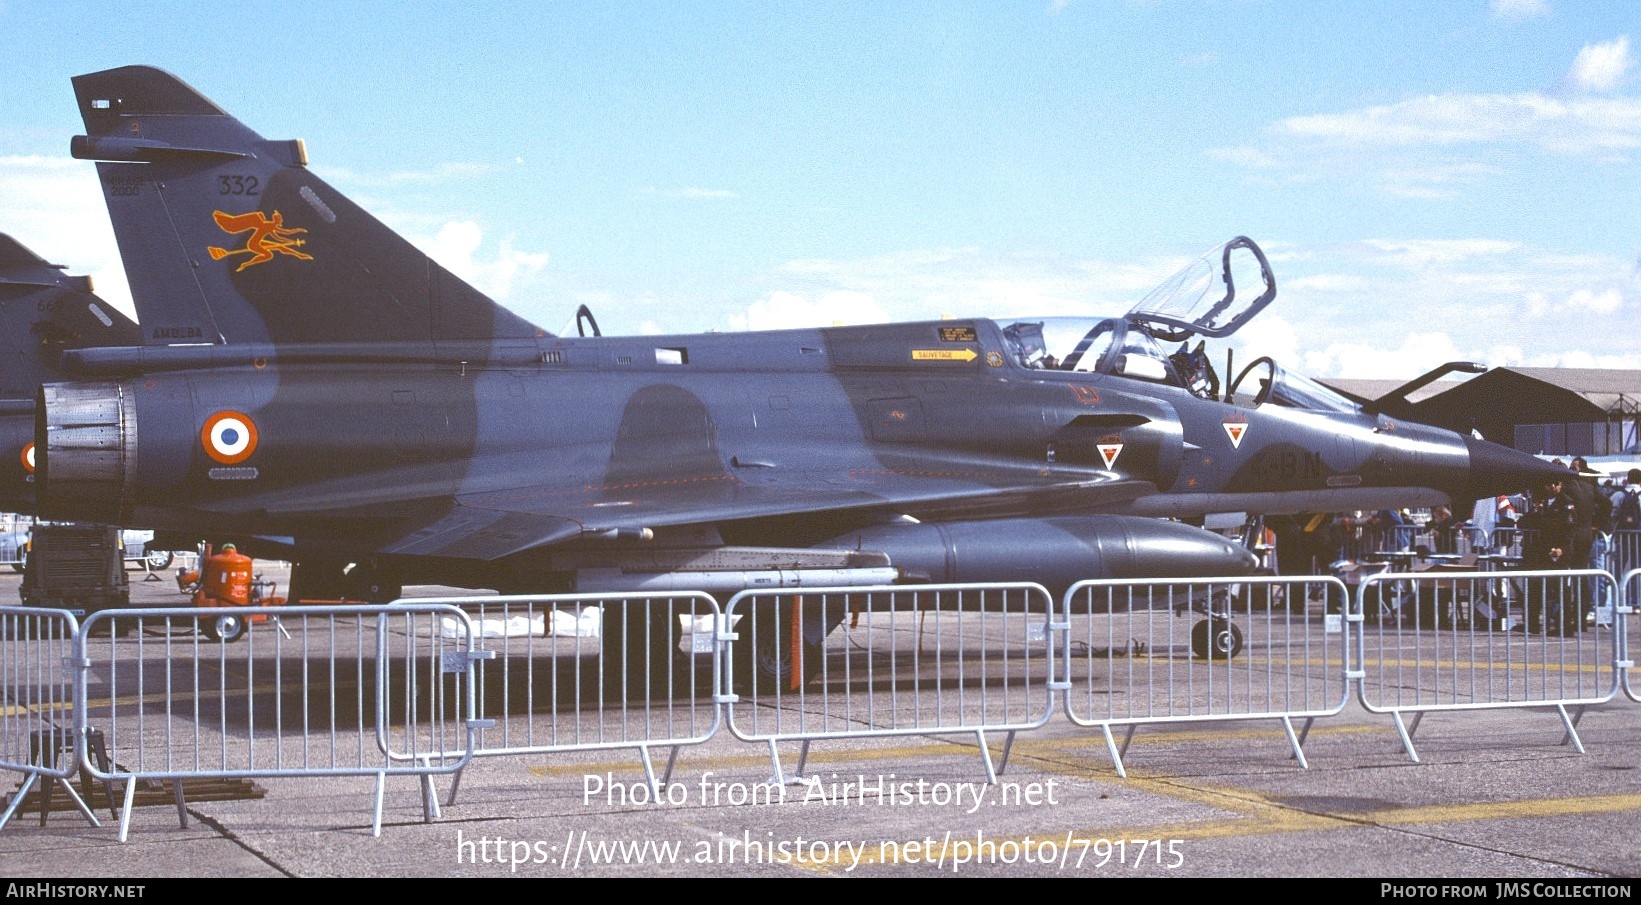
{"left": 1563, "top": 458, "right": 1604, "bottom": 631}
{"left": 1518, "top": 477, "right": 1578, "bottom": 634}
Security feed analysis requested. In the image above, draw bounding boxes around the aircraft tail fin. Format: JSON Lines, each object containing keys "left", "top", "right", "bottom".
{"left": 70, "top": 65, "right": 549, "bottom": 347}
{"left": 0, "top": 233, "right": 141, "bottom": 399}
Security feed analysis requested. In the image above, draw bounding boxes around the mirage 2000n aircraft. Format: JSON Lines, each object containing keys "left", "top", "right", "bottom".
{"left": 39, "top": 66, "right": 1564, "bottom": 682}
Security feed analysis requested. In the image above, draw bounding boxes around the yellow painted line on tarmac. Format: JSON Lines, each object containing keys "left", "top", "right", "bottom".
{"left": 796, "top": 782, "right": 1641, "bottom": 872}
{"left": 1351, "top": 793, "right": 1641, "bottom": 825}
{"left": 526, "top": 721, "right": 1384, "bottom": 779}
{"left": 728, "top": 725, "right": 1641, "bottom": 872}
{"left": 1358, "top": 656, "right": 1610, "bottom": 674}
{"left": 0, "top": 700, "right": 76, "bottom": 718}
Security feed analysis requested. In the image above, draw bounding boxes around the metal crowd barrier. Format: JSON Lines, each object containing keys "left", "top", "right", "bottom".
{"left": 1622, "top": 570, "right": 1641, "bottom": 705}
{"left": 12, "top": 564, "right": 1641, "bottom": 841}
{"left": 1609, "top": 530, "right": 1641, "bottom": 578}
{"left": 1487, "top": 527, "right": 1537, "bottom": 559}
{"left": 0, "top": 607, "right": 93, "bottom": 831}
{"left": 75, "top": 604, "right": 485, "bottom": 839}
{"left": 0, "top": 532, "right": 26, "bottom": 572}
{"left": 1355, "top": 569, "right": 1619, "bottom": 762}
{"left": 403, "top": 592, "right": 722, "bottom": 803}
{"left": 723, "top": 584, "right": 1056, "bottom": 785}
{"left": 1061, "top": 576, "right": 1351, "bottom": 776}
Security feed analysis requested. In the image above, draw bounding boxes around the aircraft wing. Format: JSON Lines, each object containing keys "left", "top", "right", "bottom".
{"left": 379, "top": 468, "right": 1156, "bottom": 560}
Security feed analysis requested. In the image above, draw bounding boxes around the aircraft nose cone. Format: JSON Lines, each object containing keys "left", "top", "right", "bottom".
{"left": 1464, "top": 437, "right": 1572, "bottom": 501}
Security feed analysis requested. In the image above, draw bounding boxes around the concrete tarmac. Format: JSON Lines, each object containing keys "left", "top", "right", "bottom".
{"left": 2, "top": 564, "right": 1639, "bottom": 879}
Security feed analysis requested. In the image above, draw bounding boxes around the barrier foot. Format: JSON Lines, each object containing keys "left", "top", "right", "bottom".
{"left": 638, "top": 745, "right": 662, "bottom": 802}
{"left": 765, "top": 739, "right": 806, "bottom": 785}
{"left": 975, "top": 730, "right": 999, "bottom": 785}
{"left": 117, "top": 774, "right": 138, "bottom": 842}
{"left": 1280, "top": 717, "right": 1309, "bottom": 769}
{"left": 1555, "top": 704, "right": 1586, "bottom": 754}
{"left": 995, "top": 730, "right": 1017, "bottom": 776}
{"left": 1296, "top": 716, "right": 1316, "bottom": 748}
{"left": 420, "top": 774, "right": 441, "bottom": 823}
{"left": 413, "top": 755, "right": 443, "bottom": 821}
{"left": 1118, "top": 723, "right": 1138, "bottom": 760}
{"left": 794, "top": 739, "right": 813, "bottom": 780}
{"left": 36, "top": 774, "right": 98, "bottom": 829}
{"left": 371, "top": 772, "right": 385, "bottom": 838}
{"left": 0, "top": 773, "right": 39, "bottom": 831}
{"left": 172, "top": 778, "right": 188, "bottom": 829}
{"left": 661, "top": 745, "right": 681, "bottom": 788}
{"left": 1391, "top": 711, "right": 1421, "bottom": 763}
{"left": 1101, "top": 725, "right": 1127, "bottom": 779}
{"left": 1558, "top": 704, "right": 1587, "bottom": 748}
{"left": 445, "top": 765, "right": 465, "bottom": 808}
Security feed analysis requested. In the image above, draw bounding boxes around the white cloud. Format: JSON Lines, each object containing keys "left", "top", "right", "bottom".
{"left": 1244, "top": 238, "right": 1638, "bottom": 379}
{"left": 1218, "top": 40, "right": 1641, "bottom": 196}
{"left": 1307, "top": 332, "right": 1467, "bottom": 380}
{"left": 1376, "top": 162, "right": 1506, "bottom": 199}
{"left": 1205, "top": 146, "right": 1282, "bottom": 168}
{"left": 313, "top": 161, "right": 496, "bottom": 187}
{"left": 0, "top": 156, "right": 132, "bottom": 318}
{"left": 1525, "top": 286, "right": 1626, "bottom": 317}
{"left": 766, "top": 247, "right": 1200, "bottom": 325}
{"left": 1226, "top": 313, "right": 1302, "bottom": 368}
{"left": 1278, "top": 92, "right": 1641, "bottom": 156}
{"left": 1567, "top": 36, "right": 1634, "bottom": 93}
{"left": 731, "top": 290, "right": 889, "bottom": 331}
{"left": 418, "top": 220, "right": 549, "bottom": 302}
{"left": 1360, "top": 238, "right": 1520, "bottom": 264}
{"left": 1282, "top": 273, "right": 1372, "bottom": 293}
{"left": 672, "top": 187, "right": 738, "bottom": 200}
{"left": 1491, "top": 0, "right": 1549, "bottom": 20}
{"left": 640, "top": 186, "right": 740, "bottom": 201}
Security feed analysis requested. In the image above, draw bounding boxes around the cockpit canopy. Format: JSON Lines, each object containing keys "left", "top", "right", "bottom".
{"left": 1127, "top": 235, "right": 1276, "bottom": 341}
{"left": 1001, "top": 317, "right": 1180, "bottom": 382}
{"left": 997, "top": 237, "right": 1361, "bottom": 415}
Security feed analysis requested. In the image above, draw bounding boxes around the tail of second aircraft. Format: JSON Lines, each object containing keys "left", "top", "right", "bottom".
{"left": 0, "top": 233, "right": 141, "bottom": 398}
{"left": 70, "top": 65, "right": 548, "bottom": 347}
{"left": 0, "top": 234, "right": 142, "bottom": 511}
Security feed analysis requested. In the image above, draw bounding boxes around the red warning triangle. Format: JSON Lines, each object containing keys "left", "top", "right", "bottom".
{"left": 1097, "top": 442, "right": 1123, "bottom": 469}
{"left": 1222, "top": 421, "right": 1248, "bottom": 449}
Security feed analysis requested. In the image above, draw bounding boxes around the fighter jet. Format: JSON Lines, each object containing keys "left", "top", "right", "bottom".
{"left": 41, "top": 66, "right": 1563, "bottom": 681}
{"left": 0, "top": 234, "right": 141, "bottom": 513}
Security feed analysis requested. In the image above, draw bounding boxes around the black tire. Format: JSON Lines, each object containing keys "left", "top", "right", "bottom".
{"left": 1190, "top": 619, "right": 1242, "bottom": 660}
{"left": 729, "top": 597, "right": 846, "bottom": 696}
{"left": 202, "top": 611, "right": 248, "bottom": 643}
{"left": 347, "top": 564, "right": 401, "bottom": 603}
{"left": 143, "top": 550, "right": 174, "bottom": 571}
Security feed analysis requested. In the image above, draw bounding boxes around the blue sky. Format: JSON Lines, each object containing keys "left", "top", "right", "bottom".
{"left": 2, "top": 0, "right": 1637, "bottom": 378}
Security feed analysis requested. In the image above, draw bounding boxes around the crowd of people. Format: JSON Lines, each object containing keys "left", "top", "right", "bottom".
{"left": 1264, "top": 458, "right": 1641, "bottom": 635}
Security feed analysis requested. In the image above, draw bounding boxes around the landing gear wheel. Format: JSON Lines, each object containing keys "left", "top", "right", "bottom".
{"left": 1190, "top": 619, "right": 1242, "bottom": 660}
{"left": 144, "top": 550, "right": 174, "bottom": 570}
{"left": 203, "top": 612, "right": 247, "bottom": 643}
{"left": 730, "top": 597, "right": 847, "bottom": 696}
{"left": 344, "top": 562, "right": 402, "bottom": 603}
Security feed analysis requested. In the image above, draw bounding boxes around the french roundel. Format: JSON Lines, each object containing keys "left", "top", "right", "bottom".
{"left": 201, "top": 411, "right": 259, "bottom": 464}
{"left": 20, "top": 442, "right": 34, "bottom": 474}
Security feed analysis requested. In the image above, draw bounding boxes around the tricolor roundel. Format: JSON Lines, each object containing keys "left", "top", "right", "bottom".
{"left": 201, "top": 411, "right": 259, "bottom": 464}
{"left": 20, "top": 442, "right": 34, "bottom": 474}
